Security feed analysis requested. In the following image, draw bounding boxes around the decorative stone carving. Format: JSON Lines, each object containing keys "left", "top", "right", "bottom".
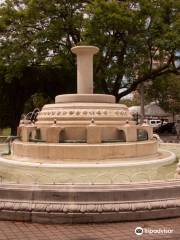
{"left": 2, "top": 199, "right": 179, "bottom": 212}
{"left": 37, "top": 108, "right": 131, "bottom": 121}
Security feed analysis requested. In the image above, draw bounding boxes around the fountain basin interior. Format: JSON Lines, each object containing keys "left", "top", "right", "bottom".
{"left": 0, "top": 142, "right": 177, "bottom": 184}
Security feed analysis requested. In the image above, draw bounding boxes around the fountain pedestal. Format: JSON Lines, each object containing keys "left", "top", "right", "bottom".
{"left": 71, "top": 46, "right": 99, "bottom": 94}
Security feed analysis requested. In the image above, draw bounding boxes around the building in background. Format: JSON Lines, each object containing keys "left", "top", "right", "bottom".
{"left": 129, "top": 102, "right": 170, "bottom": 129}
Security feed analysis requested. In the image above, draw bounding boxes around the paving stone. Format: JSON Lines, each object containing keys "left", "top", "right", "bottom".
{"left": 0, "top": 218, "right": 179, "bottom": 240}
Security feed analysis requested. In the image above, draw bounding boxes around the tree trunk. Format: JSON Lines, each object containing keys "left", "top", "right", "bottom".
{"left": 140, "top": 83, "right": 145, "bottom": 124}
{"left": 10, "top": 115, "right": 20, "bottom": 136}
{"left": 11, "top": 125, "right": 17, "bottom": 136}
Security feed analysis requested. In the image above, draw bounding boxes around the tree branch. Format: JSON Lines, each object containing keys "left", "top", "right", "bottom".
{"left": 116, "top": 54, "right": 178, "bottom": 102}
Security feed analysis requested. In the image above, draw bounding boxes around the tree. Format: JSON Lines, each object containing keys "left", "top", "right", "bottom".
{"left": 0, "top": 0, "right": 85, "bottom": 73}
{"left": 0, "top": 65, "right": 76, "bottom": 134}
{"left": 0, "top": 0, "right": 80, "bottom": 133}
{"left": 145, "top": 74, "right": 180, "bottom": 114}
{"left": 0, "top": 0, "right": 179, "bottom": 133}
{"left": 84, "top": 0, "right": 180, "bottom": 101}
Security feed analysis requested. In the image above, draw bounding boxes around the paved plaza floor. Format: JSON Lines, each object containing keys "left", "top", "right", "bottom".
{"left": 0, "top": 218, "right": 180, "bottom": 240}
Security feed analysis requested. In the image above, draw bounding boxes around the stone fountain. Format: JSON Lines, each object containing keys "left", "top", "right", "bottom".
{"left": 0, "top": 46, "right": 178, "bottom": 224}
{"left": 12, "top": 46, "right": 174, "bottom": 166}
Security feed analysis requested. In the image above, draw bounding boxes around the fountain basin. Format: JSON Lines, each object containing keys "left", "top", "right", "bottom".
{"left": 0, "top": 143, "right": 178, "bottom": 223}
{"left": 0, "top": 181, "right": 180, "bottom": 223}
{"left": 3, "top": 149, "right": 176, "bottom": 167}
{"left": 12, "top": 140, "right": 158, "bottom": 162}
{"left": 0, "top": 144, "right": 177, "bottom": 184}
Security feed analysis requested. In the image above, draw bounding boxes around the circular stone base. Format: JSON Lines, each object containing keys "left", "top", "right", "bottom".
{"left": 55, "top": 94, "right": 115, "bottom": 103}
{"left": 12, "top": 140, "right": 159, "bottom": 162}
{"left": 0, "top": 181, "right": 180, "bottom": 224}
{"left": 0, "top": 148, "right": 176, "bottom": 185}
{"left": 3, "top": 149, "right": 176, "bottom": 167}
{"left": 0, "top": 144, "right": 178, "bottom": 223}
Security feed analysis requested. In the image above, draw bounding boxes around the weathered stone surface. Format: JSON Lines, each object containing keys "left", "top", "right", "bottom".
{"left": 0, "top": 182, "right": 180, "bottom": 223}
{"left": 12, "top": 140, "right": 158, "bottom": 161}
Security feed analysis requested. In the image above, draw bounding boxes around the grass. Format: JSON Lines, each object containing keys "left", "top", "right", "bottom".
{"left": 0, "top": 128, "right": 11, "bottom": 136}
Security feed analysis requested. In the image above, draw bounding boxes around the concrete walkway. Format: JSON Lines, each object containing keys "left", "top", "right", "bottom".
{"left": 160, "top": 134, "right": 179, "bottom": 143}
{"left": 0, "top": 218, "right": 180, "bottom": 240}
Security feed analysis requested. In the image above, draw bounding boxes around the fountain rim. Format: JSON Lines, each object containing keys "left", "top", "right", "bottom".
{"left": 0, "top": 149, "right": 176, "bottom": 168}
{"left": 71, "top": 45, "right": 99, "bottom": 55}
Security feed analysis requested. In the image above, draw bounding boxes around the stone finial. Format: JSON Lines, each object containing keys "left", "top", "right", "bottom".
{"left": 71, "top": 46, "right": 99, "bottom": 94}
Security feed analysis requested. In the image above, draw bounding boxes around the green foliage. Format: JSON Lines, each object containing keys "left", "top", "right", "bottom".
{"left": 0, "top": 0, "right": 179, "bottom": 132}
{"left": 24, "top": 92, "right": 52, "bottom": 113}
{"left": 84, "top": 0, "right": 180, "bottom": 100}
{"left": 0, "top": 65, "right": 76, "bottom": 134}
{"left": 145, "top": 74, "right": 180, "bottom": 114}
{"left": 0, "top": 0, "right": 84, "bottom": 133}
{"left": 120, "top": 98, "right": 141, "bottom": 107}
{"left": 1, "top": 128, "right": 11, "bottom": 136}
